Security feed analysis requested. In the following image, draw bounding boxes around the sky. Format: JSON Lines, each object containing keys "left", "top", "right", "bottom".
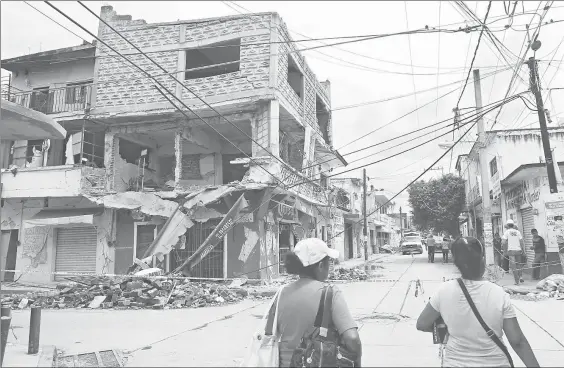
{"left": 2, "top": 1, "right": 564, "bottom": 213}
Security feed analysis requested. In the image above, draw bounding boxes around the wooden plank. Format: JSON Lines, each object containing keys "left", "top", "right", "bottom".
{"left": 72, "top": 354, "right": 79, "bottom": 368}
{"left": 94, "top": 351, "right": 105, "bottom": 368}
{"left": 112, "top": 349, "right": 124, "bottom": 367}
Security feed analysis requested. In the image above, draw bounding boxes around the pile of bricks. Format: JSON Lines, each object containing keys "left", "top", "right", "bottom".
{"left": 1, "top": 276, "right": 248, "bottom": 310}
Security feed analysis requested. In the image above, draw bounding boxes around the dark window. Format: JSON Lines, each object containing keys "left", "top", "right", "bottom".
{"left": 222, "top": 154, "right": 248, "bottom": 184}
{"left": 65, "top": 80, "right": 92, "bottom": 104}
{"left": 287, "top": 56, "right": 304, "bottom": 98}
{"left": 320, "top": 173, "right": 328, "bottom": 188}
{"left": 29, "top": 87, "right": 53, "bottom": 114}
{"left": 181, "top": 154, "right": 202, "bottom": 180}
{"left": 489, "top": 157, "right": 498, "bottom": 177}
{"left": 185, "top": 39, "right": 241, "bottom": 80}
{"left": 119, "top": 139, "right": 150, "bottom": 167}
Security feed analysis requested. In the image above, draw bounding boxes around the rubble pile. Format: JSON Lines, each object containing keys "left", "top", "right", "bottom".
{"left": 329, "top": 267, "right": 369, "bottom": 281}
{"left": 1, "top": 275, "right": 249, "bottom": 310}
{"left": 536, "top": 274, "right": 564, "bottom": 293}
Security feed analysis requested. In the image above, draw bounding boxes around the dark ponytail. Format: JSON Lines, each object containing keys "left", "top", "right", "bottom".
{"left": 284, "top": 252, "right": 329, "bottom": 278}
{"left": 452, "top": 237, "right": 485, "bottom": 280}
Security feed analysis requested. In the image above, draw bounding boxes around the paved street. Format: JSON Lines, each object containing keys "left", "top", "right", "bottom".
{"left": 5, "top": 252, "right": 564, "bottom": 367}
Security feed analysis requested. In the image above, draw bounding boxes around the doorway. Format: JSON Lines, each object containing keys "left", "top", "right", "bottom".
{"left": 346, "top": 225, "right": 354, "bottom": 259}
{"left": 1, "top": 230, "right": 18, "bottom": 282}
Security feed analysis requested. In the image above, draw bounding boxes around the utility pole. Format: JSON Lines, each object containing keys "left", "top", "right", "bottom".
{"left": 527, "top": 56, "right": 558, "bottom": 193}
{"left": 399, "top": 206, "right": 403, "bottom": 238}
{"left": 363, "top": 169, "right": 368, "bottom": 261}
{"left": 473, "top": 69, "right": 494, "bottom": 265}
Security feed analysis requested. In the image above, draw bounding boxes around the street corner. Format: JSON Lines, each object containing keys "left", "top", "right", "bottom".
{"left": 1, "top": 343, "right": 57, "bottom": 368}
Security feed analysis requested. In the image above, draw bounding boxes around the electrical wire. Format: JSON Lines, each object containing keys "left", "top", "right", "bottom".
{"left": 334, "top": 65, "right": 513, "bottom": 152}
{"left": 435, "top": 1, "right": 442, "bottom": 139}
{"left": 403, "top": 1, "right": 420, "bottom": 128}
{"left": 305, "top": 92, "right": 519, "bottom": 169}
{"left": 455, "top": 1, "right": 492, "bottom": 109}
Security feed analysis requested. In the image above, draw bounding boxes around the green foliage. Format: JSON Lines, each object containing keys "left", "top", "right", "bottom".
{"left": 407, "top": 174, "right": 466, "bottom": 236}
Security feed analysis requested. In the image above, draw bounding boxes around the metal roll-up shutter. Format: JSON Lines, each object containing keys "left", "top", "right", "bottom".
{"left": 520, "top": 208, "right": 535, "bottom": 268}
{"left": 55, "top": 227, "right": 97, "bottom": 281}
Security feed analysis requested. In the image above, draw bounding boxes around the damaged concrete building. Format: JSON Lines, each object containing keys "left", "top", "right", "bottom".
{"left": 0, "top": 6, "right": 351, "bottom": 283}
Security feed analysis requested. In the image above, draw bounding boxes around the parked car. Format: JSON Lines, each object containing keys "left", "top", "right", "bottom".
{"left": 401, "top": 232, "right": 423, "bottom": 255}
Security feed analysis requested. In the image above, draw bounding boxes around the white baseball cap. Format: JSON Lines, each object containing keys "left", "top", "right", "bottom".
{"left": 294, "top": 238, "right": 339, "bottom": 267}
{"left": 506, "top": 219, "right": 515, "bottom": 226}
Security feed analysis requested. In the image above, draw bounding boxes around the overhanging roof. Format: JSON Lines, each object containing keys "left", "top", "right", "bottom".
{"left": 1, "top": 44, "right": 95, "bottom": 71}
{"left": 501, "top": 161, "right": 564, "bottom": 186}
{"left": 0, "top": 100, "right": 67, "bottom": 140}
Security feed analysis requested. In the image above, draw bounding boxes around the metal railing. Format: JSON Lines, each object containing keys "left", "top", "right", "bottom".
{"left": 1, "top": 84, "right": 92, "bottom": 115}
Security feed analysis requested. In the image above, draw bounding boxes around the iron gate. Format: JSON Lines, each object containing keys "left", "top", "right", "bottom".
{"left": 170, "top": 219, "right": 224, "bottom": 278}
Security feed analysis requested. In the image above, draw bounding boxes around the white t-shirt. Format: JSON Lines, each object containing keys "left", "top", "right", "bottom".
{"left": 502, "top": 228, "right": 522, "bottom": 252}
{"left": 430, "top": 279, "right": 516, "bottom": 367}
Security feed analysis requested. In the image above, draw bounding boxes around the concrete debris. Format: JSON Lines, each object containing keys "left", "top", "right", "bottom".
{"left": 1, "top": 275, "right": 256, "bottom": 310}
{"left": 535, "top": 273, "right": 564, "bottom": 293}
{"left": 329, "top": 267, "right": 368, "bottom": 281}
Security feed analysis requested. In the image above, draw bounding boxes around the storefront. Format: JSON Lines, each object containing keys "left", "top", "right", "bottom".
{"left": 501, "top": 164, "right": 564, "bottom": 275}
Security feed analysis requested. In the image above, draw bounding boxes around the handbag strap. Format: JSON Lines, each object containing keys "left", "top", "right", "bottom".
{"left": 456, "top": 278, "right": 514, "bottom": 368}
{"left": 314, "top": 286, "right": 329, "bottom": 328}
{"left": 264, "top": 286, "right": 284, "bottom": 336}
{"left": 313, "top": 285, "right": 334, "bottom": 337}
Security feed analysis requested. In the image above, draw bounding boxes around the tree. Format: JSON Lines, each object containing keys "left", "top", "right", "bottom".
{"left": 407, "top": 174, "right": 466, "bottom": 236}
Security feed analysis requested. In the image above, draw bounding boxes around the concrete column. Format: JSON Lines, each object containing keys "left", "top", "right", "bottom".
{"left": 174, "top": 130, "right": 183, "bottom": 186}
{"left": 104, "top": 132, "right": 118, "bottom": 191}
{"left": 269, "top": 100, "right": 280, "bottom": 157}
{"left": 302, "top": 126, "right": 313, "bottom": 171}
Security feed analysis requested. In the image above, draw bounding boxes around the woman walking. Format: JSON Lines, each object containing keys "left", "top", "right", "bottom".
{"left": 416, "top": 236, "right": 539, "bottom": 367}
{"left": 277, "top": 238, "right": 362, "bottom": 367}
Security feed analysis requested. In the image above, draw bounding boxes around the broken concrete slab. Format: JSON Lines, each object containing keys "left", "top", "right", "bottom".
{"left": 88, "top": 296, "right": 107, "bottom": 309}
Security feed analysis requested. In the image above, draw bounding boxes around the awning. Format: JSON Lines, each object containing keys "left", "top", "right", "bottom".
{"left": 0, "top": 99, "right": 67, "bottom": 140}
{"left": 343, "top": 213, "right": 360, "bottom": 221}
{"left": 85, "top": 192, "right": 179, "bottom": 217}
{"left": 25, "top": 207, "right": 103, "bottom": 226}
{"left": 502, "top": 162, "right": 564, "bottom": 187}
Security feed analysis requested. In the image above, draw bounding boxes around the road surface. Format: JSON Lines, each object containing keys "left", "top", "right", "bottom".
{"left": 5, "top": 252, "right": 564, "bottom": 366}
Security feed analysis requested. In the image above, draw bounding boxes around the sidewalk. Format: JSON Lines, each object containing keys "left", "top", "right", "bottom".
{"left": 2, "top": 343, "right": 56, "bottom": 367}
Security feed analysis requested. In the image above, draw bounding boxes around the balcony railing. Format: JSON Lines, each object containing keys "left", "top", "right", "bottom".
{"left": 2, "top": 84, "right": 92, "bottom": 115}
{"left": 279, "top": 164, "right": 327, "bottom": 204}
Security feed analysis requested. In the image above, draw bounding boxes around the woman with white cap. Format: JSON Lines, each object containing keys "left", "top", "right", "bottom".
{"left": 277, "top": 238, "right": 362, "bottom": 367}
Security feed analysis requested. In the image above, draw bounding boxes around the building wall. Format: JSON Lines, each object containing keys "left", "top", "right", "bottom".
{"left": 0, "top": 198, "right": 114, "bottom": 284}
{"left": 95, "top": 7, "right": 273, "bottom": 113}
{"left": 9, "top": 57, "right": 94, "bottom": 92}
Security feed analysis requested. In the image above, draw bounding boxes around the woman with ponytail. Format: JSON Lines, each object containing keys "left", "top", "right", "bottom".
{"left": 416, "top": 237, "right": 538, "bottom": 367}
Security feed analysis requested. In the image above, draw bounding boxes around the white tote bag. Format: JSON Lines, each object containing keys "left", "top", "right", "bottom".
{"left": 241, "top": 286, "right": 284, "bottom": 367}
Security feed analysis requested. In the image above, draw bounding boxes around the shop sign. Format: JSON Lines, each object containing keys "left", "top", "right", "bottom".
{"left": 277, "top": 201, "right": 298, "bottom": 222}
{"left": 505, "top": 181, "right": 540, "bottom": 209}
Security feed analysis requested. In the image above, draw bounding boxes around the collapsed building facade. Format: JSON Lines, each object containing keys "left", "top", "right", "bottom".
{"left": 0, "top": 6, "right": 352, "bottom": 283}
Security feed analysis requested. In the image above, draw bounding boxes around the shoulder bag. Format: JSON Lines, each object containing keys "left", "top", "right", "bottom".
{"left": 241, "top": 285, "right": 284, "bottom": 367}
{"left": 290, "top": 285, "right": 358, "bottom": 367}
{"left": 457, "top": 278, "right": 514, "bottom": 368}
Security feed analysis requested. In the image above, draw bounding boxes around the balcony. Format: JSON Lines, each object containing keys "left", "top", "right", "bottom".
{"left": 2, "top": 84, "right": 92, "bottom": 115}
{"left": 234, "top": 156, "right": 328, "bottom": 205}
{"left": 1, "top": 165, "right": 106, "bottom": 199}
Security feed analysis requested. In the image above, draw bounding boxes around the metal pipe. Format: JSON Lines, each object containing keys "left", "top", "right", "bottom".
{"left": 1, "top": 315, "right": 12, "bottom": 365}
{"left": 28, "top": 306, "right": 41, "bottom": 354}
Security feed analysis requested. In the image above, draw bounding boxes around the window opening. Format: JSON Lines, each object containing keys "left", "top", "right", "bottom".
{"left": 185, "top": 38, "right": 241, "bottom": 80}
{"left": 287, "top": 56, "right": 304, "bottom": 98}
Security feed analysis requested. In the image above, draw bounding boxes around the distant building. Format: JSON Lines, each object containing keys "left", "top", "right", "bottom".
{"left": 456, "top": 127, "right": 564, "bottom": 275}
